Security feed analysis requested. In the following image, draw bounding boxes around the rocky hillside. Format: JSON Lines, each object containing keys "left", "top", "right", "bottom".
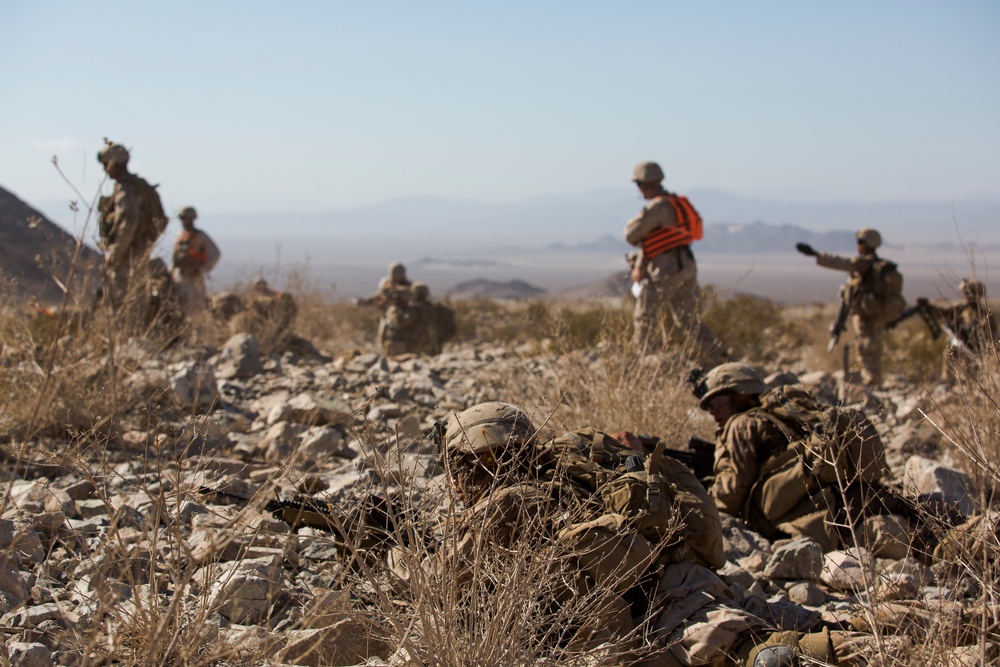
{"left": 0, "top": 185, "right": 101, "bottom": 304}
{"left": 0, "top": 308, "right": 992, "bottom": 664}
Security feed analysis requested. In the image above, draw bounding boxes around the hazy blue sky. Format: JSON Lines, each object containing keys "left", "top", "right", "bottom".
{"left": 2, "top": 1, "right": 998, "bottom": 219}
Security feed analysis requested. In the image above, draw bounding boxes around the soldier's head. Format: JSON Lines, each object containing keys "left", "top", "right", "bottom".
{"left": 252, "top": 278, "right": 272, "bottom": 295}
{"left": 97, "top": 139, "right": 130, "bottom": 178}
{"left": 631, "top": 161, "right": 665, "bottom": 199}
{"left": 693, "top": 363, "right": 767, "bottom": 427}
{"left": 388, "top": 262, "right": 408, "bottom": 284}
{"left": 178, "top": 206, "right": 197, "bottom": 229}
{"left": 412, "top": 282, "right": 430, "bottom": 303}
{"left": 442, "top": 402, "right": 537, "bottom": 502}
{"left": 855, "top": 228, "right": 881, "bottom": 255}
{"left": 960, "top": 279, "right": 986, "bottom": 303}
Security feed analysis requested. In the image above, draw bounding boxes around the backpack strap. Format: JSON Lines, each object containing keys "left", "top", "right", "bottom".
{"left": 645, "top": 439, "right": 666, "bottom": 514}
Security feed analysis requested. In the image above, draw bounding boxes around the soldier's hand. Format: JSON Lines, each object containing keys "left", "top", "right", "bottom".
{"left": 795, "top": 242, "right": 817, "bottom": 257}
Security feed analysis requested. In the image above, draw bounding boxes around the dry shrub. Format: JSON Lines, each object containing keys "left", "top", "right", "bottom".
{"left": 703, "top": 292, "right": 811, "bottom": 366}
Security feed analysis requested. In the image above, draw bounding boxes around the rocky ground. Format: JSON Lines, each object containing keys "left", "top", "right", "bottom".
{"left": 0, "top": 329, "right": 993, "bottom": 666}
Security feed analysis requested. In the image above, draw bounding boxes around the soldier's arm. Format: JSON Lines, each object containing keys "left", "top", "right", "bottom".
{"left": 813, "top": 251, "right": 863, "bottom": 273}
{"left": 623, "top": 199, "right": 675, "bottom": 247}
{"left": 710, "top": 415, "right": 771, "bottom": 515}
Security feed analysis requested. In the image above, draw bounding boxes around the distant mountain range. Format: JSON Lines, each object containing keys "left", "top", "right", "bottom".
{"left": 13, "top": 183, "right": 1000, "bottom": 303}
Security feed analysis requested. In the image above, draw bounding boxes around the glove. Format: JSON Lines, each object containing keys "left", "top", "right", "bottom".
{"left": 795, "top": 242, "right": 817, "bottom": 257}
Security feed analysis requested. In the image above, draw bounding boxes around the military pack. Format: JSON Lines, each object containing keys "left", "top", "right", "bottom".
{"left": 535, "top": 428, "right": 725, "bottom": 569}
{"left": 750, "top": 386, "right": 888, "bottom": 526}
{"left": 857, "top": 258, "right": 905, "bottom": 321}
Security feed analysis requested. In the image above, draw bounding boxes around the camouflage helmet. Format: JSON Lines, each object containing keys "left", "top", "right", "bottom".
{"left": 855, "top": 228, "right": 882, "bottom": 249}
{"left": 631, "top": 161, "right": 664, "bottom": 183}
{"left": 178, "top": 206, "right": 197, "bottom": 221}
{"left": 97, "top": 141, "right": 129, "bottom": 167}
{"left": 960, "top": 279, "right": 986, "bottom": 300}
{"left": 389, "top": 262, "right": 407, "bottom": 283}
{"left": 252, "top": 278, "right": 271, "bottom": 294}
{"left": 412, "top": 282, "right": 430, "bottom": 301}
{"left": 444, "top": 402, "right": 536, "bottom": 456}
{"left": 698, "top": 363, "right": 767, "bottom": 410}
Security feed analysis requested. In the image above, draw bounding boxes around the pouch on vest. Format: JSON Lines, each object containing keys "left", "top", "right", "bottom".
{"left": 753, "top": 448, "right": 813, "bottom": 522}
{"left": 557, "top": 514, "right": 656, "bottom": 594}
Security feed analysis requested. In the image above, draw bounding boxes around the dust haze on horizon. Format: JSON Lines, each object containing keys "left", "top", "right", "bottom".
{"left": 2, "top": 2, "right": 998, "bottom": 303}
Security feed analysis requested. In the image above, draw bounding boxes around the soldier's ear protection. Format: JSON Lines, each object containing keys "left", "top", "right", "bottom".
{"left": 686, "top": 368, "right": 708, "bottom": 400}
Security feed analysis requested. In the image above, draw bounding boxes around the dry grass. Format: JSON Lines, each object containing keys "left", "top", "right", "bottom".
{"left": 2, "top": 198, "right": 999, "bottom": 665}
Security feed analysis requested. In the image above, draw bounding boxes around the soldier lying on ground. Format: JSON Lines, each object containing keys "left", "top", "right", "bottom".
{"left": 691, "top": 363, "right": 946, "bottom": 555}
{"left": 388, "top": 402, "right": 844, "bottom": 667}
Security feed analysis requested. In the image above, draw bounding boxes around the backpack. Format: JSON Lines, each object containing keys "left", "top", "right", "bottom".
{"left": 431, "top": 302, "right": 457, "bottom": 344}
{"left": 136, "top": 178, "right": 169, "bottom": 249}
{"left": 751, "top": 386, "right": 888, "bottom": 525}
{"left": 536, "top": 428, "right": 725, "bottom": 569}
{"left": 858, "top": 259, "right": 905, "bottom": 321}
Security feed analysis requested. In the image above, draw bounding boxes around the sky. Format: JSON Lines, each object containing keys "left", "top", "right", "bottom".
{"left": 2, "top": 0, "right": 999, "bottom": 224}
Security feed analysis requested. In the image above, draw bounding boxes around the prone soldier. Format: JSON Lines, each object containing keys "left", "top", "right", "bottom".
{"left": 690, "top": 363, "right": 944, "bottom": 556}
{"left": 399, "top": 402, "right": 846, "bottom": 666}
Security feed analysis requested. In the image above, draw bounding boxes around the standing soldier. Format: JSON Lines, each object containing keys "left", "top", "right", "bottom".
{"left": 796, "top": 228, "right": 904, "bottom": 387}
{"left": 624, "top": 161, "right": 725, "bottom": 363}
{"left": 96, "top": 139, "right": 168, "bottom": 307}
{"left": 172, "top": 206, "right": 221, "bottom": 314}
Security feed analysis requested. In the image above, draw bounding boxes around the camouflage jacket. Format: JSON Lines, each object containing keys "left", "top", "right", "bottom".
{"left": 98, "top": 173, "right": 167, "bottom": 268}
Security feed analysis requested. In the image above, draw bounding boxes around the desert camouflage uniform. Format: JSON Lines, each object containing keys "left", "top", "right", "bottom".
{"left": 928, "top": 282, "right": 997, "bottom": 382}
{"left": 98, "top": 172, "right": 167, "bottom": 305}
{"left": 357, "top": 263, "right": 415, "bottom": 355}
{"left": 625, "top": 199, "right": 724, "bottom": 363}
{"left": 414, "top": 403, "right": 772, "bottom": 667}
{"left": 221, "top": 280, "right": 298, "bottom": 344}
{"left": 172, "top": 227, "right": 220, "bottom": 314}
{"left": 812, "top": 251, "right": 886, "bottom": 385}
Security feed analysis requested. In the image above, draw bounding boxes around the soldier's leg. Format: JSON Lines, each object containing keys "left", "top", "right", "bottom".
{"left": 852, "top": 315, "right": 883, "bottom": 386}
{"left": 642, "top": 561, "right": 770, "bottom": 666}
{"left": 634, "top": 279, "right": 669, "bottom": 350}
{"left": 660, "top": 255, "right": 727, "bottom": 365}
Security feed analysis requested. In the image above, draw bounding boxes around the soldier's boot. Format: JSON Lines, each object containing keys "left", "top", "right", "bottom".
{"left": 752, "top": 646, "right": 799, "bottom": 667}
{"left": 746, "top": 629, "right": 836, "bottom": 667}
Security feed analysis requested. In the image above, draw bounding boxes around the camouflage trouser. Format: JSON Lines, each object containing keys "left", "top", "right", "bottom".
{"left": 174, "top": 270, "right": 208, "bottom": 314}
{"left": 852, "top": 314, "right": 885, "bottom": 386}
{"left": 634, "top": 251, "right": 725, "bottom": 364}
{"left": 635, "top": 561, "right": 769, "bottom": 667}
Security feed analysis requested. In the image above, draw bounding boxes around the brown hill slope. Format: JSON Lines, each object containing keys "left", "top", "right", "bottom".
{"left": 0, "top": 184, "right": 101, "bottom": 304}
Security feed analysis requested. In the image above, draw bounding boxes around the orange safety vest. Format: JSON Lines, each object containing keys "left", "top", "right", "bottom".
{"left": 179, "top": 231, "right": 208, "bottom": 266}
{"left": 640, "top": 194, "right": 704, "bottom": 260}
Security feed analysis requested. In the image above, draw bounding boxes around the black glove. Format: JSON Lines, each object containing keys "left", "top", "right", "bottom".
{"left": 795, "top": 242, "right": 817, "bottom": 257}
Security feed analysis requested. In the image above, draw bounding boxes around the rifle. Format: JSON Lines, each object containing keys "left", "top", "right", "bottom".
{"left": 199, "top": 486, "right": 404, "bottom": 550}
{"left": 889, "top": 299, "right": 975, "bottom": 361}
{"left": 635, "top": 434, "right": 715, "bottom": 483}
{"left": 828, "top": 282, "right": 857, "bottom": 353}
